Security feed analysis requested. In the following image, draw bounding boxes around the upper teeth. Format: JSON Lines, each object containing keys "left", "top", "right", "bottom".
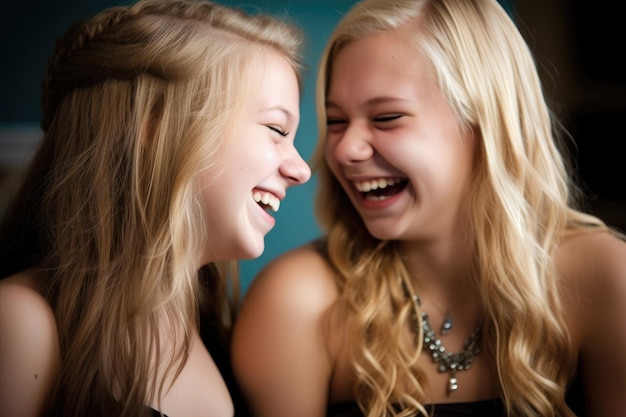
{"left": 252, "top": 190, "right": 280, "bottom": 212}
{"left": 354, "top": 177, "right": 404, "bottom": 192}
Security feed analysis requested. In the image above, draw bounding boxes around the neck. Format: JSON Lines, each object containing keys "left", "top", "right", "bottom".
{"left": 400, "top": 242, "right": 481, "bottom": 333}
{"left": 402, "top": 248, "right": 475, "bottom": 300}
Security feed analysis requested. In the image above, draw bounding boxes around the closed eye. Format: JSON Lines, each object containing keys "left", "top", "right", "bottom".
{"left": 374, "top": 114, "right": 402, "bottom": 122}
{"left": 326, "top": 118, "right": 346, "bottom": 126}
{"left": 268, "top": 125, "right": 288, "bottom": 137}
{"left": 326, "top": 118, "right": 348, "bottom": 134}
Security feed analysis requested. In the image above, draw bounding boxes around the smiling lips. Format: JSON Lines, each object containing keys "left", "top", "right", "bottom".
{"left": 251, "top": 177, "right": 406, "bottom": 211}
{"left": 252, "top": 189, "right": 281, "bottom": 212}
{"left": 353, "top": 177, "right": 408, "bottom": 201}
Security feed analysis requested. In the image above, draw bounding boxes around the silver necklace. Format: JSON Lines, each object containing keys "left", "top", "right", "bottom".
{"left": 410, "top": 294, "right": 482, "bottom": 394}
{"left": 439, "top": 309, "right": 453, "bottom": 334}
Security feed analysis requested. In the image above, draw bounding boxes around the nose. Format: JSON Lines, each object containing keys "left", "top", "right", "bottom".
{"left": 331, "top": 121, "right": 374, "bottom": 165}
{"left": 280, "top": 145, "right": 311, "bottom": 185}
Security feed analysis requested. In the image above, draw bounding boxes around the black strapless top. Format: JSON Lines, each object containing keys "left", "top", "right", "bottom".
{"left": 327, "top": 368, "right": 586, "bottom": 417}
{"left": 328, "top": 398, "right": 504, "bottom": 416}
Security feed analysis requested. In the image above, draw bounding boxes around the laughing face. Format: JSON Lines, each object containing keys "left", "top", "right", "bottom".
{"left": 324, "top": 25, "right": 476, "bottom": 243}
{"left": 200, "top": 49, "right": 311, "bottom": 264}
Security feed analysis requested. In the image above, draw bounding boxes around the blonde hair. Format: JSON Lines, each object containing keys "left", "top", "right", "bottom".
{"left": 0, "top": 0, "right": 303, "bottom": 416}
{"left": 314, "top": 0, "right": 607, "bottom": 416}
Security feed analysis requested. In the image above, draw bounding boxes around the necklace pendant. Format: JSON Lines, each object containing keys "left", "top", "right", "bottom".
{"left": 441, "top": 311, "right": 452, "bottom": 334}
{"left": 448, "top": 376, "right": 458, "bottom": 393}
{"left": 411, "top": 293, "right": 482, "bottom": 396}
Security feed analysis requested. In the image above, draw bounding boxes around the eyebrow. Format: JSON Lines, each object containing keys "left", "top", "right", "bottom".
{"left": 325, "top": 96, "right": 411, "bottom": 109}
{"left": 262, "top": 106, "right": 295, "bottom": 122}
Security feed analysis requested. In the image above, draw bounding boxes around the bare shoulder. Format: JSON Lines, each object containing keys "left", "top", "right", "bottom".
{"left": 556, "top": 230, "right": 626, "bottom": 295}
{"left": 232, "top": 242, "right": 339, "bottom": 417}
{"left": 0, "top": 271, "right": 58, "bottom": 336}
{"left": 0, "top": 272, "right": 60, "bottom": 417}
{"left": 233, "top": 242, "right": 339, "bottom": 341}
{"left": 242, "top": 242, "right": 339, "bottom": 313}
{"left": 556, "top": 230, "right": 626, "bottom": 320}
{"left": 555, "top": 230, "right": 626, "bottom": 414}
{"left": 0, "top": 271, "right": 49, "bottom": 308}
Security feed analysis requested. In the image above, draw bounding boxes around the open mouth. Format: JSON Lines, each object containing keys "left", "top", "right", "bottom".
{"left": 353, "top": 177, "right": 408, "bottom": 201}
{"left": 252, "top": 189, "right": 280, "bottom": 212}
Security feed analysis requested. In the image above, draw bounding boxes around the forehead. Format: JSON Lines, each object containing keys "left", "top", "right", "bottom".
{"left": 244, "top": 49, "right": 300, "bottom": 120}
{"left": 327, "top": 28, "right": 433, "bottom": 107}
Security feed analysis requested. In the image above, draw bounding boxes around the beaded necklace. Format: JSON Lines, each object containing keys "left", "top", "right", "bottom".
{"left": 409, "top": 294, "right": 483, "bottom": 394}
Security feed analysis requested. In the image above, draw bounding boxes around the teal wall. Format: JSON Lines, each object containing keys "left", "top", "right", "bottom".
{"left": 0, "top": 0, "right": 514, "bottom": 293}
{"left": 0, "top": 0, "right": 360, "bottom": 292}
{"left": 217, "top": 1, "right": 361, "bottom": 292}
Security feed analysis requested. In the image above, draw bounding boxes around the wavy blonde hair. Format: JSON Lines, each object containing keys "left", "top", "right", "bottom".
{"left": 0, "top": 0, "right": 303, "bottom": 416}
{"left": 313, "top": 0, "right": 608, "bottom": 416}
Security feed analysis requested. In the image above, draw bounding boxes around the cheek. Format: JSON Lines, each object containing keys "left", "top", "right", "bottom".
{"left": 199, "top": 162, "right": 244, "bottom": 212}
{"left": 250, "top": 135, "right": 281, "bottom": 166}
{"left": 444, "top": 132, "right": 476, "bottom": 179}
{"left": 324, "top": 133, "right": 342, "bottom": 160}
{"left": 259, "top": 145, "right": 280, "bottom": 166}
{"left": 429, "top": 142, "right": 476, "bottom": 195}
{"left": 324, "top": 140, "right": 342, "bottom": 176}
{"left": 233, "top": 146, "right": 274, "bottom": 180}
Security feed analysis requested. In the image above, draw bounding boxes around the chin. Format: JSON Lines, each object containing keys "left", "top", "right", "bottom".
{"left": 237, "top": 240, "right": 266, "bottom": 260}
{"left": 365, "top": 224, "right": 401, "bottom": 241}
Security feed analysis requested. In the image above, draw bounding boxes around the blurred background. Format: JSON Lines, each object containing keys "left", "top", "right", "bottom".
{"left": 1, "top": 0, "right": 623, "bottom": 293}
